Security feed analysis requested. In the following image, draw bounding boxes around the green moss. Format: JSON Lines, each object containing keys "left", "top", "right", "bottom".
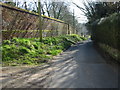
{"left": 19, "top": 46, "right": 31, "bottom": 54}
{"left": 3, "top": 40, "right": 11, "bottom": 44}
{"left": 99, "top": 43, "right": 119, "bottom": 61}
{"left": 48, "top": 50, "right": 62, "bottom": 56}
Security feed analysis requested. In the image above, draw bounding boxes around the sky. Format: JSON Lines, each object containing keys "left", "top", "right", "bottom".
{"left": 68, "top": 0, "right": 88, "bottom": 23}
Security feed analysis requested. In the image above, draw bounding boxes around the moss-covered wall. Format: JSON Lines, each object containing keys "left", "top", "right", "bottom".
{"left": 0, "top": 3, "right": 73, "bottom": 40}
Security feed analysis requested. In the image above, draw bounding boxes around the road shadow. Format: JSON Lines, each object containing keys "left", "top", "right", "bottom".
{"left": 46, "top": 41, "right": 118, "bottom": 88}
{"left": 2, "top": 64, "right": 52, "bottom": 88}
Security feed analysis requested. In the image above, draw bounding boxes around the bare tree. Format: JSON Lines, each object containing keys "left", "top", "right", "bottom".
{"left": 73, "top": 0, "right": 120, "bottom": 23}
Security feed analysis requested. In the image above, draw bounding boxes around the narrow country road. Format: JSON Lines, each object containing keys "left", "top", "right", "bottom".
{"left": 45, "top": 41, "right": 119, "bottom": 88}
{"left": 1, "top": 41, "right": 119, "bottom": 88}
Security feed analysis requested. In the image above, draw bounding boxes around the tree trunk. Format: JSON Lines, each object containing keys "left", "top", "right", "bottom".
{"left": 38, "top": 0, "right": 42, "bottom": 42}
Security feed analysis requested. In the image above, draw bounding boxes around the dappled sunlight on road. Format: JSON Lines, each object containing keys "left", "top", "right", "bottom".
{"left": 1, "top": 65, "right": 52, "bottom": 88}
{"left": 46, "top": 41, "right": 118, "bottom": 88}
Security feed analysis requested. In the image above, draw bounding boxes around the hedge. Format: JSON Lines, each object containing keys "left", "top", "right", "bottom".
{"left": 90, "top": 13, "right": 120, "bottom": 51}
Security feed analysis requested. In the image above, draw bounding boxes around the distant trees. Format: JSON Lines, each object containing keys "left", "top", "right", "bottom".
{"left": 4, "top": 2, "right": 16, "bottom": 6}
{"left": 39, "top": 1, "right": 80, "bottom": 33}
{"left": 73, "top": 1, "right": 120, "bottom": 23}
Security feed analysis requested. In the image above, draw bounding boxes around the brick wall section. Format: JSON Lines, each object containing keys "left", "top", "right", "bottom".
{"left": 0, "top": 3, "right": 73, "bottom": 40}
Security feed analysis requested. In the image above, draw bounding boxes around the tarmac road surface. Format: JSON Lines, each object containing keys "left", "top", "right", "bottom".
{"left": 45, "top": 41, "right": 119, "bottom": 88}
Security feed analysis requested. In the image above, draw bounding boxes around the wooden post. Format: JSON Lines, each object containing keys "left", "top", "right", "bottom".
{"left": 38, "top": 0, "right": 42, "bottom": 42}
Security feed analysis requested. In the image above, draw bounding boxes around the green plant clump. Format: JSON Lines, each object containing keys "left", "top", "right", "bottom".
{"left": 2, "top": 34, "right": 86, "bottom": 66}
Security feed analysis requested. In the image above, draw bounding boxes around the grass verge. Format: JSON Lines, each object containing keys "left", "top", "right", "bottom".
{"left": 2, "top": 34, "right": 87, "bottom": 66}
{"left": 94, "top": 42, "right": 120, "bottom": 64}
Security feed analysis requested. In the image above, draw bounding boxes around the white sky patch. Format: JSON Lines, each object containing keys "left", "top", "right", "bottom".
{"left": 68, "top": 0, "right": 88, "bottom": 23}
{"left": 95, "top": 0, "right": 120, "bottom": 2}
